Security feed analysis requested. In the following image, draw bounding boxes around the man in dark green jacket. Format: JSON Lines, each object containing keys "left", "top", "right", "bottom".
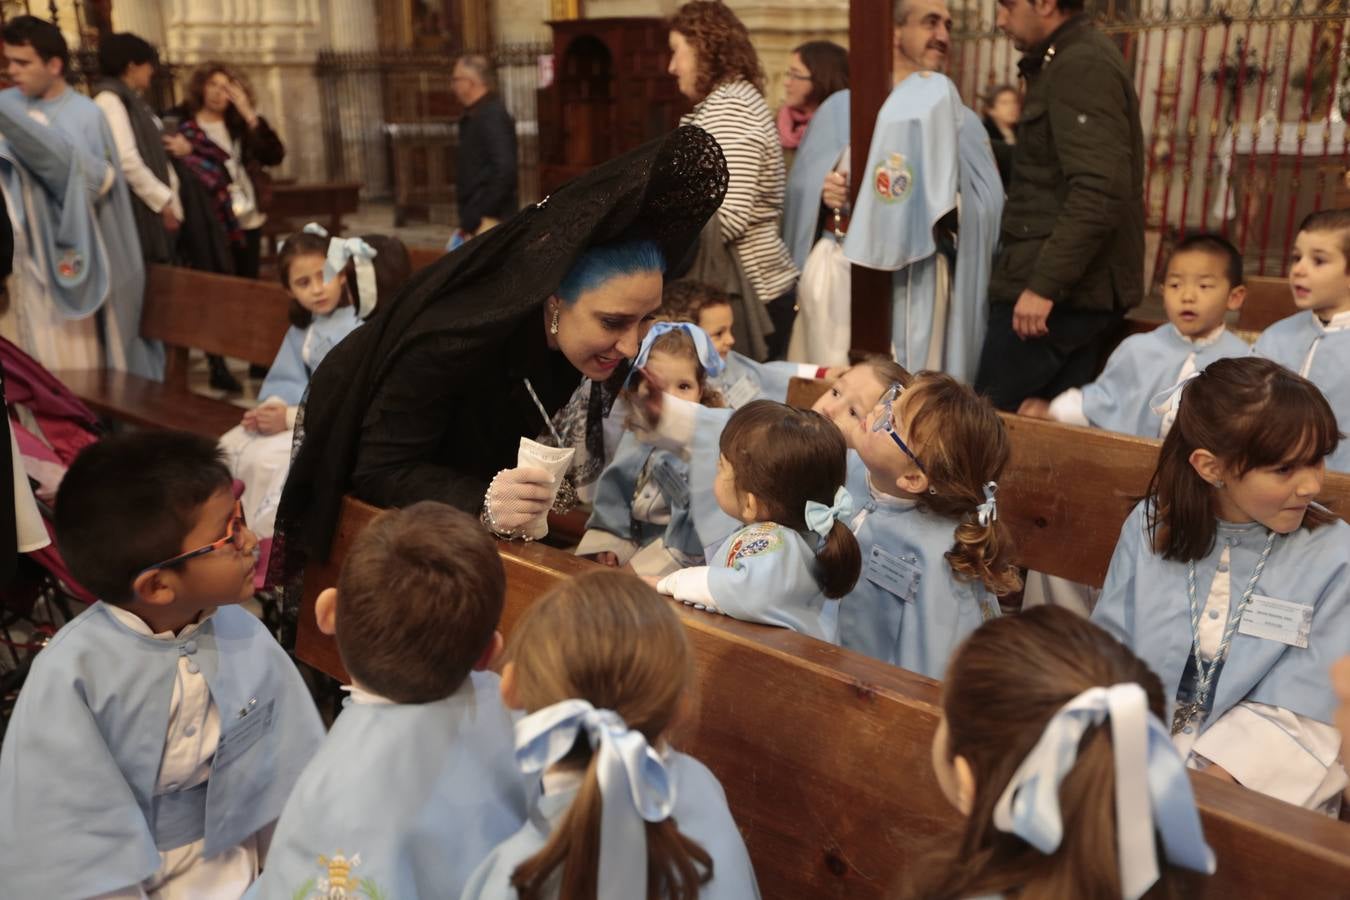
{"left": 974, "top": 0, "right": 1144, "bottom": 411}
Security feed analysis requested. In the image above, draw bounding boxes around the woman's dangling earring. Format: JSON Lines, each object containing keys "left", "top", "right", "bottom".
{"left": 550, "top": 304, "right": 560, "bottom": 336}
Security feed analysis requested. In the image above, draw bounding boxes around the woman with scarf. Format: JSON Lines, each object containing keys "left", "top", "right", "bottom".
{"left": 777, "top": 41, "right": 847, "bottom": 161}
{"left": 268, "top": 126, "right": 728, "bottom": 599}
{"left": 166, "top": 62, "right": 285, "bottom": 391}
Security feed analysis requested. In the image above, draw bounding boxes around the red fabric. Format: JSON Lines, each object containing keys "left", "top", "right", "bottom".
{"left": 777, "top": 104, "right": 814, "bottom": 150}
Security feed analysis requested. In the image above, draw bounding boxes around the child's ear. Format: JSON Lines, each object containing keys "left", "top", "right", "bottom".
{"left": 741, "top": 491, "right": 761, "bottom": 523}
{"left": 474, "top": 630, "right": 504, "bottom": 672}
{"left": 1188, "top": 448, "right": 1225, "bottom": 488}
{"left": 132, "top": 568, "right": 177, "bottom": 608}
{"left": 953, "top": 754, "right": 977, "bottom": 816}
{"left": 1226, "top": 284, "right": 1247, "bottom": 311}
{"left": 896, "top": 468, "right": 930, "bottom": 497}
{"left": 499, "top": 660, "right": 522, "bottom": 710}
{"left": 315, "top": 587, "right": 338, "bottom": 636}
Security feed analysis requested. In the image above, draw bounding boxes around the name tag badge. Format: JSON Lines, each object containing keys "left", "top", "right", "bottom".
{"left": 651, "top": 459, "right": 690, "bottom": 508}
{"left": 725, "top": 376, "right": 760, "bottom": 409}
{"left": 1238, "top": 594, "right": 1311, "bottom": 649}
{"left": 214, "top": 698, "right": 276, "bottom": 769}
{"left": 865, "top": 546, "right": 921, "bottom": 603}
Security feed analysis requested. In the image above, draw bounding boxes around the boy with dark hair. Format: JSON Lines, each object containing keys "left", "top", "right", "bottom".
{"left": 0, "top": 431, "right": 323, "bottom": 898}
{"left": 1, "top": 14, "right": 69, "bottom": 77}
{"left": 248, "top": 501, "right": 529, "bottom": 899}
{"left": 1256, "top": 208, "right": 1350, "bottom": 471}
{"left": 1021, "top": 233, "right": 1250, "bottom": 438}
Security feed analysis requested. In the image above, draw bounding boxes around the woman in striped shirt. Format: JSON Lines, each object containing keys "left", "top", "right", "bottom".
{"left": 669, "top": 1, "right": 800, "bottom": 361}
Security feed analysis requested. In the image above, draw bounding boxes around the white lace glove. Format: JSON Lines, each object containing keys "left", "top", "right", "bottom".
{"left": 480, "top": 466, "right": 554, "bottom": 539}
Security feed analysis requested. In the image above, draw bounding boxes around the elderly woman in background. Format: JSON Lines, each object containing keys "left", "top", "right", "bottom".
{"left": 668, "top": 1, "right": 799, "bottom": 361}
{"left": 982, "top": 83, "right": 1019, "bottom": 189}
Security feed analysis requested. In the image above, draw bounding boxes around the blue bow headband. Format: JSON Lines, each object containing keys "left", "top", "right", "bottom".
{"left": 627, "top": 322, "right": 726, "bottom": 388}
{"left": 992, "top": 683, "right": 1215, "bottom": 900}
{"left": 516, "top": 699, "right": 675, "bottom": 900}
{"left": 804, "top": 486, "right": 853, "bottom": 539}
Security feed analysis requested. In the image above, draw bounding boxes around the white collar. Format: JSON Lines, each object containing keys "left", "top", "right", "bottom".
{"left": 865, "top": 471, "right": 919, "bottom": 509}
{"left": 342, "top": 683, "right": 396, "bottom": 706}
{"left": 1170, "top": 322, "right": 1228, "bottom": 347}
{"left": 104, "top": 603, "right": 214, "bottom": 641}
{"left": 1315, "top": 309, "right": 1350, "bottom": 332}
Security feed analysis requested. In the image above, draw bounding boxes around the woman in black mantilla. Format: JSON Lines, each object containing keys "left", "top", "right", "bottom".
{"left": 270, "top": 126, "right": 728, "bottom": 585}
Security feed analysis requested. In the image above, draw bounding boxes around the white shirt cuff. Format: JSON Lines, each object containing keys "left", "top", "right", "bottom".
{"left": 1192, "top": 701, "right": 1348, "bottom": 809}
{"left": 574, "top": 529, "right": 637, "bottom": 564}
{"left": 656, "top": 566, "right": 716, "bottom": 608}
{"left": 1048, "top": 388, "right": 1090, "bottom": 427}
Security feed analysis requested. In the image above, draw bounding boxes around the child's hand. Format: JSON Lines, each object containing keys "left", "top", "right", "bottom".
{"left": 588, "top": 551, "right": 620, "bottom": 567}
{"left": 1018, "top": 397, "right": 1052, "bottom": 419}
{"left": 633, "top": 367, "right": 666, "bottom": 426}
{"left": 252, "top": 404, "right": 288, "bottom": 435}
{"left": 241, "top": 408, "right": 257, "bottom": 430}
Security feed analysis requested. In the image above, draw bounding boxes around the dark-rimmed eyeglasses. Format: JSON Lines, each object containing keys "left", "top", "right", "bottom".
{"left": 138, "top": 500, "right": 250, "bottom": 574}
{"left": 871, "top": 383, "right": 927, "bottom": 474}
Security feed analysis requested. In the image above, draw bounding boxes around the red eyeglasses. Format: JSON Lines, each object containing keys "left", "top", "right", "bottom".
{"left": 138, "top": 500, "right": 251, "bottom": 575}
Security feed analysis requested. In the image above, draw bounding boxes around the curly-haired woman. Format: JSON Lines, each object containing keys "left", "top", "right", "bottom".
{"left": 164, "top": 62, "right": 286, "bottom": 390}
{"left": 669, "top": 1, "right": 799, "bottom": 360}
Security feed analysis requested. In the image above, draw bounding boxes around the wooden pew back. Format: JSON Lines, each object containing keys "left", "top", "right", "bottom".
{"left": 294, "top": 497, "right": 1350, "bottom": 899}
{"left": 1238, "top": 274, "right": 1296, "bottom": 332}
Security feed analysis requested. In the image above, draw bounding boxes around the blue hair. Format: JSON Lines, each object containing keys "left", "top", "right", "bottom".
{"left": 556, "top": 240, "right": 666, "bottom": 305}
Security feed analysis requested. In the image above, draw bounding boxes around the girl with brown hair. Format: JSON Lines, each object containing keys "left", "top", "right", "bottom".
{"left": 461, "top": 570, "right": 760, "bottom": 900}
{"left": 1092, "top": 356, "right": 1350, "bottom": 813}
{"left": 577, "top": 322, "right": 726, "bottom": 574}
{"left": 668, "top": 1, "right": 800, "bottom": 360}
{"left": 904, "top": 606, "right": 1215, "bottom": 899}
{"left": 838, "top": 372, "right": 1020, "bottom": 677}
{"left": 655, "top": 399, "right": 861, "bottom": 641}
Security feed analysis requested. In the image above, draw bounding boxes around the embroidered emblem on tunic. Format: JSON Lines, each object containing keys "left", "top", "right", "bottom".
{"left": 294, "top": 851, "right": 387, "bottom": 900}
{"left": 725, "top": 523, "right": 784, "bottom": 567}
{"left": 56, "top": 248, "right": 83, "bottom": 280}
{"left": 873, "top": 152, "right": 913, "bottom": 203}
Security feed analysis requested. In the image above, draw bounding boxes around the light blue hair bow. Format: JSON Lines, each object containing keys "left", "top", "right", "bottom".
{"left": 975, "top": 481, "right": 998, "bottom": 527}
{"left": 804, "top": 486, "right": 854, "bottom": 539}
{"left": 628, "top": 321, "right": 726, "bottom": 386}
{"left": 322, "top": 234, "right": 379, "bottom": 319}
{"left": 992, "top": 683, "right": 1216, "bottom": 900}
{"left": 1149, "top": 370, "right": 1202, "bottom": 436}
{"left": 515, "top": 699, "right": 676, "bottom": 900}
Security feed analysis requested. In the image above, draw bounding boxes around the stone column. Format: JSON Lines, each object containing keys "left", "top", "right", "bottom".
{"left": 327, "top": 0, "right": 390, "bottom": 198}
{"left": 110, "top": 0, "right": 167, "bottom": 45}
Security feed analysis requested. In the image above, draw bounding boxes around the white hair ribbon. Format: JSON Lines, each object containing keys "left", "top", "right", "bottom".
{"left": 992, "top": 683, "right": 1215, "bottom": 900}
{"left": 804, "top": 486, "right": 854, "bottom": 539}
{"left": 322, "top": 235, "right": 379, "bottom": 319}
{"left": 1149, "top": 370, "right": 1202, "bottom": 437}
{"left": 975, "top": 481, "right": 998, "bottom": 527}
{"left": 515, "top": 699, "right": 676, "bottom": 900}
{"left": 628, "top": 321, "right": 727, "bottom": 384}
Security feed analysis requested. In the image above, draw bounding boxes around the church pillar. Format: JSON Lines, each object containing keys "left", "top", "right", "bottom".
{"left": 110, "top": 0, "right": 167, "bottom": 45}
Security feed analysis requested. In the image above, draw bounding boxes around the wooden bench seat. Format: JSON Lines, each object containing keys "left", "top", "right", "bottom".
{"left": 54, "top": 265, "right": 292, "bottom": 439}
{"left": 294, "top": 496, "right": 1350, "bottom": 899}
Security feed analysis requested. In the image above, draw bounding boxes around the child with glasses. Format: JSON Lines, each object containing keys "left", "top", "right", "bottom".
{"left": 654, "top": 400, "right": 861, "bottom": 641}
{"left": 0, "top": 431, "right": 324, "bottom": 899}
{"left": 839, "top": 372, "right": 1020, "bottom": 677}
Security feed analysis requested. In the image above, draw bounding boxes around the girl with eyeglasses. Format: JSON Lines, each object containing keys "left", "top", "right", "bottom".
{"left": 838, "top": 372, "right": 1020, "bottom": 677}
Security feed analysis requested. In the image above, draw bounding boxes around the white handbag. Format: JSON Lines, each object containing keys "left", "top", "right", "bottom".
{"left": 789, "top": 209, "right": 851, "bottom": 366}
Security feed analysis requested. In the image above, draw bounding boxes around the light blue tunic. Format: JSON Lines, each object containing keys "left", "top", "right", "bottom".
{"left": 1092, "top": 502, "right": 1350, "bottom": 728}
{"left": 838, "top": 456, "right": 999, "bottom": 677}
{"left": 0, "top": 603, "right": 323, "bottom": 898}
{"left": 258, "top": 306, "right": 363, "bottom": 406}
{"left": 1253, "top": 311, "right": 1350, "bottom": 472}
{"left": 0, "top": 87, "right": 163, "bottom": 379}
{"left": 585, "top": 431, "right": 703, "bottom": 562}
{"left": 710, "top": 351, "right": 801, "bottom": 409}
{"left": 843, "top": 73, "right": 1002, "bottom": 382}
{"left": 1082, "top": 325, "right": 1250, "bottom": 437}
{"left": 782, "top": 89, "right": 850, "bottom": 269}
{"left": 704, "top": 522, "right": 835, "bottom": 641}
{"left": 246, "top": 671, "right": 530, "bottom": 900}
{"left": 459, "top": 751, "right": 760, "bottom": 900}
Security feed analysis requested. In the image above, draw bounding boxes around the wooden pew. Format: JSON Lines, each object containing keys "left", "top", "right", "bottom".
{"left": 408, "top": 246, "right": 445, "bottom": 273}
{"left": 294, "top": 496, "right": 1350, "bottom": 899}
{"left": 1238, "top": 274, "right": 1296, "bottom": 333}
{"left": 53, "top": 266, "right": 292, "bottom": 438}
{"left": 263, "top": 181, "right": 362, "bottom": 244}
